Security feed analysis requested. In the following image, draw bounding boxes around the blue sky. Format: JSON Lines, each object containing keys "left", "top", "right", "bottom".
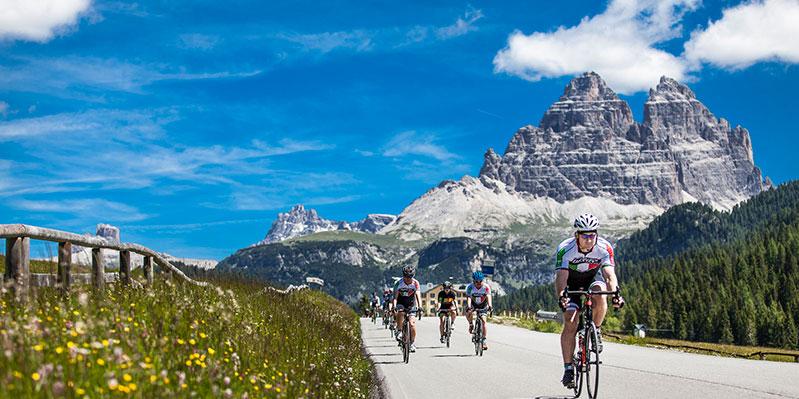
{"left": 1, "top": 0, "right": 797, "bottom": 259}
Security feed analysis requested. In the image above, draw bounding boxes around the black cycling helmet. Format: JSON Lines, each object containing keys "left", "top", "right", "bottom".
{"left": 443, "top": 281, "right": 453, "bottom": 289}
{"left": 402, "top": 266, "right": 415, "bottom": 278}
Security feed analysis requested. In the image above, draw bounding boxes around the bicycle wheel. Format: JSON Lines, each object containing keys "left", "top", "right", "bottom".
{"left": 475, "top": 318, "right": 483, "bottom": 356}
{"left": 402, "top": 319, "right": 410, "bottom": 363}
{"left": 585, "top": 323, "right": 600, "bottom": 398}
{"left": 573, "top": 352, "right": 583, "bottom": 398}
{"left": 445, "top": 317, "right": 451, "bottom": 348}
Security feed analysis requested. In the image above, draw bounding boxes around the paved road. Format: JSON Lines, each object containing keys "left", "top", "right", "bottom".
{"left": 361, "top": 316, "right": 799, "bottom": 399}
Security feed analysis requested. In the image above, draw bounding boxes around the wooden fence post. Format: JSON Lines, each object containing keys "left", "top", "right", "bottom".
{"left": 92, "top": 248, "right": 104, "bottom": 291}
{"left": 57, "top": 242, "right": 72, "bottom": 292}
{"left": 143, "top": 256, "right": 153, "bottom": 286}
{"left": 119, "top": 250, "right": 131, "bottom": 286}
{"left": 4, "top": 237, "right": 30, "bottom": 299}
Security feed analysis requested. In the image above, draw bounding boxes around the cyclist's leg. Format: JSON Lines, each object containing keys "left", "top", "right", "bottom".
{"left": 561, "top": 294, "right": 581, "bottom": 364}
{"left": 450, "top": 308, "right": 457, "bottom": 324}
{"left": 590, "top": 274, "right": 608, "bottom": 328}
{"left": 409, "top": 307, "right": 417, "bottom": 343}
{"left": 395, "top": 305, "right": 405, "bottom": 335}
{"left": 438, "top": 309, "right": 446, "bottom": 337}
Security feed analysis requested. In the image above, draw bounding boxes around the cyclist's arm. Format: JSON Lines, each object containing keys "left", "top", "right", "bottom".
{"left": 555, "top": 269, "right": 569, "bottom": 298}
{"left": 487, "top": 291, "right": 493, "bottom": 309}
{"left": 601, "top": 266, "right": 618, "bottom": 292}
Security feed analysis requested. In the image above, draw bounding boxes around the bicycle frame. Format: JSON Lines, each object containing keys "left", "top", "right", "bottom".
{"left": 471, "top": 308, "right": 489, "bottom": 356}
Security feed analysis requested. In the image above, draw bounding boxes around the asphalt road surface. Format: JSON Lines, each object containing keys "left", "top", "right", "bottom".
{"left": 361, "top": 316, "right": 799, "bottom": 399}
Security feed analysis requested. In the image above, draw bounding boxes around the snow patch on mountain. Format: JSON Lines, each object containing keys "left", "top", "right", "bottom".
{"left": 255, "top": 205, "right": 396, "bottom": 244}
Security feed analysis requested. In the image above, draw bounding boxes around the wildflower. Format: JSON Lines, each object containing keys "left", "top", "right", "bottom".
{"left": 32, "top": 372, "right": 41, "bottom": 381}
{"left": 33, "top": 343, "right": 44, "bottom": 351}
{"left": 108, "top": 378, "right": 119, "bottom": 390}
{"left": 97, "top": 359, "right": 105, "bottom": 366}
{"left": 13, "top": 371, "right": 22, "bottom": 379}
{"left": 199, "top": 332, "right": 207, "bottom": 339}
{"left": 128, "top": 383, "right": 137, "bottom": 391}
{"left": 150, "top": 375, "right": 157, "bottom": 383}
{"left": 123, "top": 374, "right": 132, "bottom": 382}
{"left": 177, "top": 339, "right": 185, "bottom": 345}
{"left": 208, "top": 348, "right": 215, "bottom": 355}
{"left": 75, "top": 388, "right": 86, "bottom": 395}
{"left": 189, "top": 338, "right": 196, "bottom": 345}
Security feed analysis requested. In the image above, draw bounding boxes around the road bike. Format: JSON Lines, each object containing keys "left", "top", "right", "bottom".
{"left": 562, "top": 288, "right": 620, "bottom": 399}
{"left": 371, "top": 306, "right": 378, "bottom": 324}
{"left": 397, "top": 307, "right": 419, "bottom": 364}
{"left": 438, "top": 309, "right": 454, "bottom": 348}
{"left": 471, "top": 307, "right": 490, "bottom": 356}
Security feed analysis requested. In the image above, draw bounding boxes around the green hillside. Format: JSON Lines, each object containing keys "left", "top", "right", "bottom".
{"left": 496, "top": 181, "right": 799, "bottom": 349}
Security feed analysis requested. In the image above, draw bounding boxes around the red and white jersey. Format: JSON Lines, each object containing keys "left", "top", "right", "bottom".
{"left": 466, "top": 283, "right": 491, "bottom": 305}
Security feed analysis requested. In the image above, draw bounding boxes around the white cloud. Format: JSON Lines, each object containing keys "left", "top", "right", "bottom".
{"left": 0, "top": 0, "right": 91, "bottom": 42}
{"left": 382, "top": 131, "right": 458, "bottom": 162}
{"left": 11, "top": 198, "right": 150, "bottom": 222}
{"left": 684, "top": 0, "right": 799, "bottom": 69}
{"left": 278, "top": 30, "right": 373, "bottom": 53}
{"left": 0, "top": 101, "right": 8, "bottom": 117}
{"left": 0, "top": 108, "right": 333, "bottom": 198}
{"left": 179, "top": 33, "right": 220, "bottom": 50}
{"left": 0, "top": 57, "right": 261, "bottom": 98}
{"left": 436, "top": 8, "right": 484, "bottom": 39}
{"left": 493, "top": 0, "right": 698, "bottom": 94}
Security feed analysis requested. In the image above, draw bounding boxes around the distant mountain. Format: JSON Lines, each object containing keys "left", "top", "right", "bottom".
{"left": 221, "top": 72, "right": 770, "bottom": 305}
{"left": 385, "top": 72, "right": 768, "bottom": 242}
{"left": 254, "top": 205, "right": 396, "bottom": 244}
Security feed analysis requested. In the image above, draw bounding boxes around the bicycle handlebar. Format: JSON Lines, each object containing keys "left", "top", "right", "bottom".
{"left": 561, "top": 288, "right": 621, "bottom": 297}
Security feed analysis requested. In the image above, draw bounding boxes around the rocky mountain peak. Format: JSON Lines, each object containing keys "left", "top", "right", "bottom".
{"left": 255, "top": 205, "right": 396, "bottom": 245}
{"left": 539, "top": 72, "right": 634, "bottom": 135}
{"left": 478, "top": 72, "right": 766, "bottom": 209}
{"left": 561, "top": 71, "right": 619, "bottom": 101}
{"left": 648, "top": 76, "right": 697, "bottom": 102}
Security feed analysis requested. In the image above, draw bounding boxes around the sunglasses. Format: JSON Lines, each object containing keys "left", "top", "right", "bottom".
{"left": 578, "top": 233, "right": 597, "bottom": 239}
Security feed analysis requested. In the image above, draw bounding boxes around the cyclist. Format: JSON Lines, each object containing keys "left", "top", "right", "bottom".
{"left": 382, "top": 288, "right": 394, "bottom": 315}
{"left": 555, "top": 213, "right": 625, "bottom": 389}
{"left": 392, "top": 266, "right": 423, "bottom": 352}
{"left": 465, "top": 271, "right": 492, "bottom": 351}
{"left": 370, "top": 292, "right": 381, "bottom": 319}
{"left": 437, "top": 281, "right": 459, "bottom": 343}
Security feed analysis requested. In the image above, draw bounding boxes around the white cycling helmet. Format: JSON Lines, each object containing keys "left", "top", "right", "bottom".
{"left": 574, "top": 213, "right": 599, "bottom": 232}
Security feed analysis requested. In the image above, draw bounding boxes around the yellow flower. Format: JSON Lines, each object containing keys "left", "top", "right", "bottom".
{"left": 177, "top": 339, "right": 185, "bottom": 345}
{"left": 185, "top": 360, "right": 192, "bottom": 367}
{"left": 189, "top": 339, "right": 196, "bottom": 345}
{"left": 144, "top": 356, "right": 151, "bottom": 363}
{"left": 265, "top": 384, "right": 272, "bottom": 389}
{"left": 181, "top": 383, "right": 188, "bottom": 389}
{"left": 127, "top": 317, "right": 132, "bottom": 322}
{"left": 108, "top": 379, "right": 119, "bottom": 390}
{"left": 128, "top": 383, "right": 137, "bottom": 391}
{"left": 12, "top": 371, "right": 22, "bottom": 379}
{"left": 31, "top": 372, "right": 40, "bottom": 381}
{"left": 32, "top": 343, "right": 44, "bottom": 351}
{"left": 124, "top": 327, "right": 130, "bottom": 332}
{"left": 97, "top": 359, "right": 105, "bottom": 366}
{"left": 67, "top": 341, "right": 76, "bottom": 348}
{"left": 75, "top": 388, "right": 86, "bottom": 395}
{"left": 102, "top": 339, "right": 109, "bottom": 347}
{"left": 163, "top": 377, "right": 170, "bottom": 385}
{"left": 149, "top": 375, "right": 157, "bottom": 383}
{"left": 276, "top": 387, "right": 282, "bottom": 393}
{"left": 123, "top": 374, "right": 132, "bottom": 382}
{"left": 70, "top": 331, "right": 78, "bottom": 337}
{"left": 199, "top": 332, "right": 207, "bottom": 339}
{"left": 207, "top": 348, "right": 215, "bottom": 355}
{"left": 72, "top": 310, "right": 79, "bottom": 316}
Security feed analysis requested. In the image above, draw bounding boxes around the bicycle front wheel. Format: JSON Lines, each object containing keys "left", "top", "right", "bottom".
{"left": 403, "top": 320, "right": 411, "bottom": 363}
{"left": 585, "top": 323, "right": 600, "bottom": 398}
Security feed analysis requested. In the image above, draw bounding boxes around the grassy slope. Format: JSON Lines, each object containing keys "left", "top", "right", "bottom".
{"left": 0, "top": 276, "right": 371, "bottom": 398}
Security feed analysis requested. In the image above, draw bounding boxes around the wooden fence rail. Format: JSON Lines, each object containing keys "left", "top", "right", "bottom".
{"left": 1, "top": 224, "right": 208, "bottom": 297}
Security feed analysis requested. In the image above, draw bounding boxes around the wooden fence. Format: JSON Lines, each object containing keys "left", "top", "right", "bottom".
{"left": 1, "top": 224, "right": 207, "bottom": 299}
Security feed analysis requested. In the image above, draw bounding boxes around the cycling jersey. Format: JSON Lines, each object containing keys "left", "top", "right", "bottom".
{"left": 393, "top": 278, "right": 420, "bottom": 308}
{"left": 437, "top": 290, "right": 457, "bottom": 310}
{"left": 382, "top": 293, "right": 393, "bottom": 309}
{"left": 466, "top": 283, "right": 491, "bottom": 309}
